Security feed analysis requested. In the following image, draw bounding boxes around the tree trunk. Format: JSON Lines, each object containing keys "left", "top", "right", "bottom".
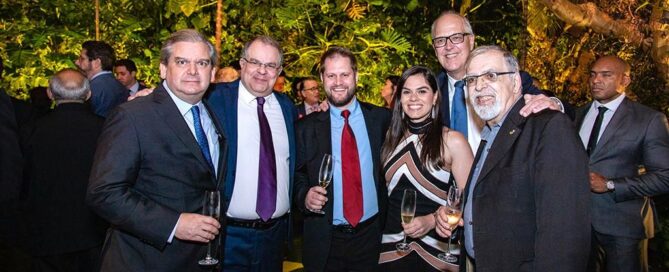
{"left": 541, "top": 0, "right": 669, "bottom": 89}
{"left": 215, "top": 0, "right": 223, "bottom": 62}
{"left": 95, "top": 0, "right": 100, "bottom": 40}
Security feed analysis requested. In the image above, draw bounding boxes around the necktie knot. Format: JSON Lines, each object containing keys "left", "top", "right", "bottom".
{"left": 191, "top": 105, "right": 201, "bottom": 116}
{"left": 341, "top": 109, "right": 351, "bottom": 120}
{"left": 454, "top": 80, "right": 465, "bottom": 89}
{"left": 257, "top": 97, "right": 266, "bottom": 106}
{"left": 597, "top": 106, "right": 607, "bottom": 115}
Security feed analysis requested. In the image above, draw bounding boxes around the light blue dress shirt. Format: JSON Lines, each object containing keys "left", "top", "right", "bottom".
{"left": 329, "top": 98, "right": 378, "bottom": 225}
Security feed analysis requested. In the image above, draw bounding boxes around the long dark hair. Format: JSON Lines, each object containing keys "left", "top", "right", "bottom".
{"left": 381, "top": 66, "right": 445, "bottom": 170}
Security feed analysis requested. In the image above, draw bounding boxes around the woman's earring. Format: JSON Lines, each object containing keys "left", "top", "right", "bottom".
{"left": 431, "top": 106, "right": 436, "bottom": 119}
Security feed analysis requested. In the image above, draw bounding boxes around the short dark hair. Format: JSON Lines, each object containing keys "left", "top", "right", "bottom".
{"left": 114, "top": 59, "right": 138, "bottom": 73}
{"left": 160, "top": 29, "right": 218, "bottom": 67}
{"left": 82, "top": 41, "right": 116, "bottom": 71}
{"left": 318, "top": 46, "right": 357, "bottom": 75}
{"left": 295, "top": 76, "right": 318, "bottom": 92}
{"left": 240, "top": 36, "right": 283, "bottom": 65}
{"left": 385, "top": 75, "right": 400, "bottom": 87}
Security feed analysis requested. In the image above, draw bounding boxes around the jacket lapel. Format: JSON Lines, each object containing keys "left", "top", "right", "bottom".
{"left": 203, "top": 100, "right": 226, "bottom": 187}
{"left": 591, "top": 98, "right": 631, "bottom": 160}
{"left": 575, "top": 102, "right": 592, "bottom": 130}
{"left": 152, "top": 84, "right": 215, "bottom": 180}
{"left": 475, "top": 99, "right": 526, "bottom": 184}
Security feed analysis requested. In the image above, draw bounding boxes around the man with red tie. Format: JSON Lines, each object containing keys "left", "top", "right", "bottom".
{"left": 295, "top": 46, "right": 391, "bottom": 271}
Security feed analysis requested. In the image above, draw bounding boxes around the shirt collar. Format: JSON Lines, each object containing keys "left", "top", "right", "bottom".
{"left": 329, "top": 97, "right": 360, "bottom": 119}
{"left": 238, "top": 81, "right": 275, "bottom": 105}
{"left": 162, "top": 81, "right": 201, "bottom": 117}
{"left": 90, "top": 70, "right": 112, "bottom": 81}
{"left": 594, "top": 92, "right": 625, "bottom": 112}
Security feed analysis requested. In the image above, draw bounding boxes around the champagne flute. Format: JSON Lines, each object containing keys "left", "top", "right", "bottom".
{"left": 198, "top": 190, "right": 220, "bottom": 266}
{"left": 396, "top": 189, "right": 416, "bottom": 253}
{"left": 314, "top": 154, "right": 333, "bottom": 214}
{"left": 438, "top": 186, "right": 462, "bottom": 263}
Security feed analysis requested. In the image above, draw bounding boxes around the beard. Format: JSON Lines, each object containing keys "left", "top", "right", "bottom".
{"left": 327, "top": 88, "right": 356, "bottom": 108}
{"left": 470, "top": 93, "right": 502, "bottom": 121}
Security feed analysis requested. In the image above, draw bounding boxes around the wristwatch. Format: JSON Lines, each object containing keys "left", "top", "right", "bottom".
{"left": 606, "top": 180, "right": 615, "bottom": 191}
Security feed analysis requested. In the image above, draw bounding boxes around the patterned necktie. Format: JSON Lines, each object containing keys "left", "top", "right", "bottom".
{"left": 586, "top": 106, "right": 608, "bottom": 156}
{"left": 341, "top": 110, "right": 363, "bottom": 227}
{"left": 451, "top": 80, "right": 468, "bottom": 138}
{"left": 191, "top": 106, "right": 214, "bottom": 171}
{"left": 256, "top": 97, "right": 277, "bottom": 221}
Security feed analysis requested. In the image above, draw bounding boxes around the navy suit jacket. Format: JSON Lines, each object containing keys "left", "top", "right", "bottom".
{"left": 207, "top": 80, "right": 297, "bottom": 207}
{"left": 89, "top": 72, "right": 129, "bottom": 118}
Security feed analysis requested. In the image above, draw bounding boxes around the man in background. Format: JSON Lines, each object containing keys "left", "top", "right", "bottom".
{"left": 75, "top": 40, "right": 128, "bottom": 118}
{"left": 114, "top": 59, "right": 147, "bottom": 96}
{"left": 21, "top": 68, "right": 107, "bottom": 271}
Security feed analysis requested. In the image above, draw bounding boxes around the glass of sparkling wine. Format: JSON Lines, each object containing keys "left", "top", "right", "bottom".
{"left": 198, "top": 190, "right": 220, "bottom": 266}
{"left": 438, "top": 186, "right": 462, "bottom": 263}
{"left": 396, "top": 189, "right": 416, "bottom": 253}
{"left": 314, "top": 153, "right": 333, "bottom": 214}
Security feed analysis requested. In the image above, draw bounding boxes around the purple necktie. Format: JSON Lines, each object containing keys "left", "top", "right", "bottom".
{"left": 256, "top": 97, "right": 277, "bottom": 222}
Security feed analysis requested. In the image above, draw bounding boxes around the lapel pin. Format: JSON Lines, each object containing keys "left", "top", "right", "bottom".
{"left": 509, "top": 129, "right": 516, "bottom": 135}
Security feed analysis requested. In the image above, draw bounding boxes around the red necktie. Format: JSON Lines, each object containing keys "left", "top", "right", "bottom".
{"left": 341, "top": 110, "right": 363, "bottom": 227}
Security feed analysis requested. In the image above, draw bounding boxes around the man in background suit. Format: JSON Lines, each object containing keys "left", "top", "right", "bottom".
{"left": 114, "top": 59, "right": 148, "bottom": 96}
{"left": 87, "top": 29, "right": 225, "bottom": 271}
{"left": 295, "top": 76, "right": 321, "bottom": 119}
{"left": 21, "top": 69, "right": 107, "bottom": 271}
{"left": 295, "top": 46, "right": 391, "bottom": 272}
{"left": 578, "top": 56, "right": 669, "bottom": 272}
{"left": 75, "top": 40, "right": 128, "bottom": 118}
{"left": 436, "top": 45, "right": 591, "bottom": 272}
{"left": 430, "top": 10, "right": 564, "bottom": 152}
{"left": 0, "top": 56, "right": 21, "bottom": 205}
{"left": 207, "top": 36, "right": 296, "bottom": 271}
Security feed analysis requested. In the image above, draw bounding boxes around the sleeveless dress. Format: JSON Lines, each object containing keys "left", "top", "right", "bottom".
{"left": 379, "top": 134, "right": 459, "bottom": 272}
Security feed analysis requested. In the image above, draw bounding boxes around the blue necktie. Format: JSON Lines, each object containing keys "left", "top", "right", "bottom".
{"left": 191, "top": 106, "right": 214, "bottom": 171}
{"left": 451, "top": 80, "right": 468, "bottom": 138}
{"left": 256, "top": 97, "right": 277, "bottom": 221}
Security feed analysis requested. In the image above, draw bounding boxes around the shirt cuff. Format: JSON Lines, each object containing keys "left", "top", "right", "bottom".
{"left": 549, "top": 96, "right": 564, "bottom": 113}
{"left": 167, "top": 216, "right": 181, "bottom": 243}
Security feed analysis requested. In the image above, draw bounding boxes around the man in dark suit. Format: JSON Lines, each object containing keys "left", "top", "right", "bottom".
{"left": 114, "top": 59, "right": 148, "bottom": 96}
{"left": 577, "top": 56, "right": 669, "bottom": 272}
{"left": 21, "top": 68, "right": 107, "bottom": 271}
{"left": 75, "top": 40, "right": 128, "bottom": 118}
{"left": 207, "top": 36, "right": 297, "bottom": 271}
{"left": 0, "top": 56, "right": 21, "bottom": 205}
{"left": 436, "top": 45, "right": 591, "bottom": 272}
{"left": 295, "top": 76, "right": 321, "bottom": 119}
{"left": 295, "top": 46, "right": 391, "bottom": 272}
{"left": 430, "top": 10, "right": 564, "bottom": 152}
{"left": 87, "top": 29, "right": 226, "bottom": 271}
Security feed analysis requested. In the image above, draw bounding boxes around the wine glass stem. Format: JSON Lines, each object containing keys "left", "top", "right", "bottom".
{"left": 206, "top": 241, "right": 212, "bottom": 259}
{"left": 403, "top": 234, "right": 407, "bottom": 244}
{"left": 445, "top": 236, "right": 452, "bottom": 256}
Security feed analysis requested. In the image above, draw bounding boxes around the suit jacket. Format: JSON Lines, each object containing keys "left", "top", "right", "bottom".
{"left": 294, "top": 101, "right": 391, "bottom": 272}
{"left": 296, "top": 103, "right": 307, "bottom": 119}
{"left": 89, "top": 72, "right": 129, "bottom": 118}
{"left": 20, "top": 103, "right": 107, "bottom": 256}
{"left": 462, "top": 99, "right": 591, "bottom": 272}
{"left": 87, "top": 84, "right": 227, "bottom": 271}
{"left": 576, "top": 97, "right": 669, "bottom": 239}
{"left": 0, "top": 90, "right": 21, "bottom": 203}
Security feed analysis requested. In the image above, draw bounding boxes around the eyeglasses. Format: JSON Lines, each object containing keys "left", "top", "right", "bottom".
{"left": 242, "top": 58, "right": 281, "bottom": 72}
{"left": 464, "top": 71, "right": 516, "bottom": 86}
{"left": 302, "top": 86, "right": 319, "bottom": 92}
{"left": 432, "top": 33, "right": 471, "bottom": 48}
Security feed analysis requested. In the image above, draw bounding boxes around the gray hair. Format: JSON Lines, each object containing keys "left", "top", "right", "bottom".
{"left": 49, "top": 68, "right": 90, "bottom": 101}
{"left": 431, "top": 10, "right": 474, "bottom": 38}
{"left": 240, "top": 36, "right": 284, "bottom": 65}
{"left": 160, "top": 29, "right": 218, "bottom": 67}
{"left": 466, "top": 45, "right": 519, "bottom": 73}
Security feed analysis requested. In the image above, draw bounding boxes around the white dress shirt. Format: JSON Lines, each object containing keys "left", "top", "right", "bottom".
{"left": 227, "top": 85, "right": 290, "bottom": 220}
{"left": 579, "top": 93, "right": 626, "bottom": 148}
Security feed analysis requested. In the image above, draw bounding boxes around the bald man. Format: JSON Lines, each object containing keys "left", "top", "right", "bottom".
{"left": 577, "top": 56, "right": 669, "bottom": 272}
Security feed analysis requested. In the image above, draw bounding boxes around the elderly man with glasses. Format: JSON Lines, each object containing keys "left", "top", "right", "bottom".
{"left": 207, "top": 35, "right": 298, "bottom": 271}
{"left": 436, "top": 45, "right": 591, "bottom": 272}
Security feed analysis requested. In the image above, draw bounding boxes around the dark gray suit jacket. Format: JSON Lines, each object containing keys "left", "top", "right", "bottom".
{"left": 577, "top": 97, "right": 669, "bottom": 239}
{"left": 462, "top": 99, "right": 591, "bottom": 272}
{"left": 87, "top": 84, "right": 227, "bottom": 271}
{"left": 89, "top": 72, "right": 129, "bottom": 118}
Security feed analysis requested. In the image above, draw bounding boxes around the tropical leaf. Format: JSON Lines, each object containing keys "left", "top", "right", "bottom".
{"left": 380, "top": 29, "right": 412, "bottom": 53}
{"left": 346, "top": 1, "right": 366, "bottom": 20}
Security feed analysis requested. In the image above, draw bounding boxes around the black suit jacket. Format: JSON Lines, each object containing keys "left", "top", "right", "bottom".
{"left": 294, "top": 101, "right": 390, "bottom": 272}
{"left": 87, "top": 84, "right": 227, "bottom": 271}
{"left": 462, "top": 99, "right": 591, "bottom": 272}
{"left": 20, "top": 103, "right": 107, "bottom": 256}
{"left": 576, "top": 98, "right": 669, "bottom": 239}
{"left": 0, "top": 90, "right": 21, "bottom": 203}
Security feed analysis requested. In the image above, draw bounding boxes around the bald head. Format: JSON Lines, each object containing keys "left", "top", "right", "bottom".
{"left": 48, "top": 68, "right": 91, "bottom": 103}
{"left": 589, "top": 55, "right": 631, "bottom": 104}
